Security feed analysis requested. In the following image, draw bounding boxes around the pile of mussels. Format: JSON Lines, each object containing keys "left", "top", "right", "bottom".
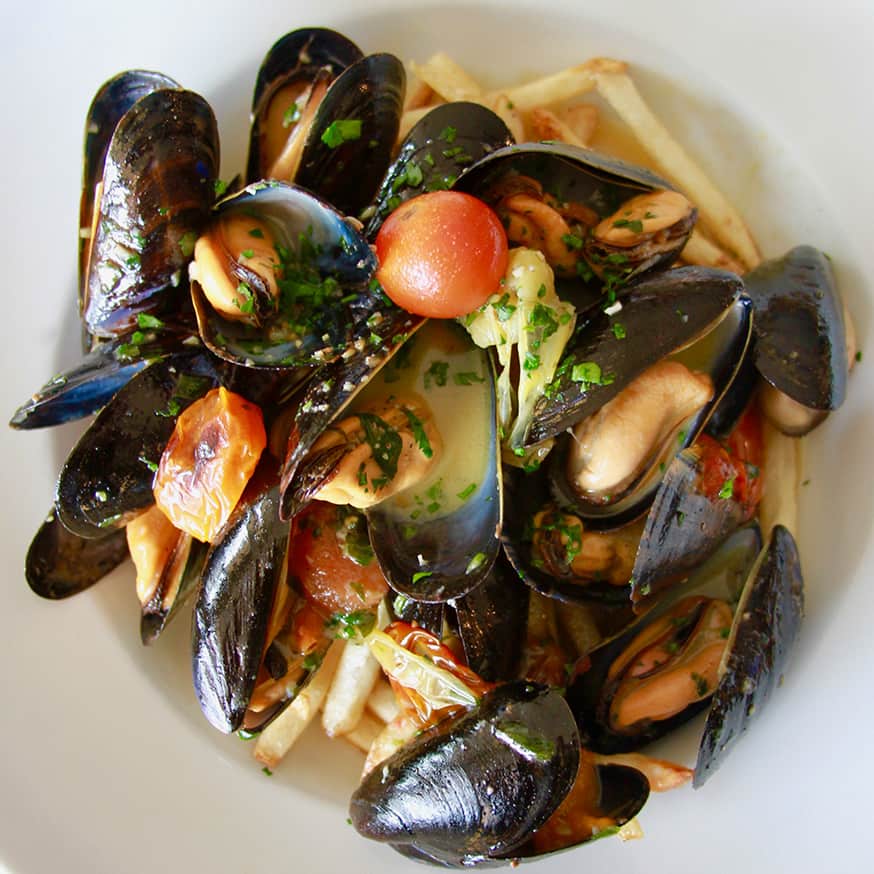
{"left": 11, "top": 27, "right": 851, "bottom": 868}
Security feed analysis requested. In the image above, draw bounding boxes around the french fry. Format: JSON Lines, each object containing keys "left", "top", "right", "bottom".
{"left": 558, "top": 103, "right": 599, "bottom": 146}
{"left": 404, "top": 75, "right": 436, "bottom": 112}
{"left": 322, "top": 636, "right": 382, "bottom": 737}
{"left": 366, "top": 678, "right": 400, "bottom": 724}
{"left": 363, "top": 714, "right": 420, "bottom": 776}
{"left": 484, "top": 58, "right": 624, "bottom": 111}
{"left": 759, "top": 418, "right": 801, "bottom": 538}
{"left": 681, "top": 228, "right": 745, "bottom": 274}
{"left": 253, "top": 641, "right": 342, "bottom": 769}
{"left": 488, "top": 93, "right": 525, "bottom": 143}
{"left": 398, "top": 103, "right": 441, "bottom": 142}
{"left": 343, "top": 712, "right": 384, "bottom": 754}
{"left": 594, "top": 69, "right": 761, "bottom": 271}
{"left": 411, "top": 52, "right": 483, "bottom": 101}
{"left": 528, "top": 107, "right": 588, "bottom": 148}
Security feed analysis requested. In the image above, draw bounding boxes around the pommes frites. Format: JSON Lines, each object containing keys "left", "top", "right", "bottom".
{"left": 251, "top": 50, "right": 800, "bottom": 775}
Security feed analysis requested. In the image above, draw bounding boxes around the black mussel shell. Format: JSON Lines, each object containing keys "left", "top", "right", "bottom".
{"left": 140, "top": 532, "right": 209, "bottom": 645}
{"left": 744, "top": 245, "right": 847, "bottom": 411}
{"left": 350, "top": 682, "right": 580, "bottom": 867}
{"left": 192, "top": 470, "right": 290, "bottom": 733}
{"left": 280, "top": 309, "right": 425, "bottom": 519}
{"left": 9, "top": 328, "right": 198, "bottom": 430}
{"left": 452, "top": 555, "right": 529, "bottom": 682}
{"left": 501, "top": 467, "right": 633, "bottom": 606}
{"left": 26, "top": 507, "right": 128, "bottom": 599}
{"left": 80, "top": 70, "right": 180, "bottom": 312}
{"left": 546, "top": 293, "right": 753, "bottom": 529}
{"left": 367, "top": 101, "right": 515, "bottom": 237}
{"left": 630, "top": 436, "right": 755, "bottom": 605}
{"left": 246, "top": 28, "right": 362, "bottom": 183}
{"left": 456, "top": 140, "right": 675, "bottom": 212}
{"left": 190, "top": 182, "right": 380, "bottom": 369}
{"left": 705, "top": 345, "right": 758, "bottom": 439}
{"left": 694, "top": 524, "right": 803, "bottom": 785}
{"left": 391, "top": 593, "right": 444, "bottom": 637}
{"left": 54, "top": 350, "right": 221, "bottom": 538}
{"left": 295, "top": 53, "right": 406, "bottom": 217}
{"left": 83, "top": 89, "right": 219, "bottom": 337}
{"left": 528, "top": 267, "right": 744, "bottom": 445}
{"left": 568, "top": 524, "right": 762, "bottom": 753}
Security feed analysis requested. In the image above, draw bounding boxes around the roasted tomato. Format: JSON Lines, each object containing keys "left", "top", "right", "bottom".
{"left": 375, "top": 191, "right": 508, "bottom": 318}
{"left": 289, "top": 502, "right": 389, "bottom": 615}
{"left": 153, "top": 387, "right": 266, "bottom": 542}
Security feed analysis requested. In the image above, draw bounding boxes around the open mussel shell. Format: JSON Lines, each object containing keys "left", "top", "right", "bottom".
{"left": 360, "top": 322, "right": 502, "bottom": 602}
{"left": 501, "top": 467, "right": 634, "bottom": 606}
{"left": 9, "top": 328, "right": 199, "bottom": 430}
{"left": 25, "top": 507, "right": 128, "bottom": 600}
{"left": 246, "top": 28, "right": 362, "bottom": 183}
{"left": 190, "top": 182, "right": 380, "bottom": 368}
{"left": 140, "top": 531, "right": 208, "bottom": 645}
{"left": 528, "top": 267, "right": 745, "bottom": 444}
{"left": 80, "top": 70, "right": 181, "bottom": 311}
{"left": 366, "top": 101, "right": 515, "bottom": 237}
{"left": 744, "top": 245, "right": 847, "bottom": 412}
{"left": 192, "top": 470, "right": 290, "bottom": 733}
{"left": 350, "top": 682, "right": 580, "bottom": 867}
{"left": 280, "top": 309, "right": 425, "bottom": 518}
{"left": 694, "top": 524, "right": 803, "bottom": 786}
{"left": 545, "top": 285, "right": 752, "bottom": 530}
{"left": 294, "top": 53, "right": 406, "bottom": 217}
{"left": 630, "top": 434, "right": 755, "bottom": 604}
{"left": 83, "top": 88, "right": 219, "bottom": 337}
{"left": 54, "top": 350, "right": 222, "bottom": 538}
{"left": 568, "top": 524, "right": 762, "bottom": 753}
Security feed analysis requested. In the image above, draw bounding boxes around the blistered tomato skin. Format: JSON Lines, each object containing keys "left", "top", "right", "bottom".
{"left": 375, "top": 191, "right": 509, "bottom": 318}
{"left": 289, "top": 502, "right": 389, "bottom": 615}
{"left": 153, "top": 387, "right": 266, "bottom": 543}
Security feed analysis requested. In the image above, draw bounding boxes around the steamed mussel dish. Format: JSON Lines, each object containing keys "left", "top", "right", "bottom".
{"left": 11, "top": 25, "right": 856, "bottom": 869}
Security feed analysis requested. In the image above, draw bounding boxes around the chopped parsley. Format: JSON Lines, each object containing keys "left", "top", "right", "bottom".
{"left": 691, "top": 672, "right": 710, "bottom": 697}
{"left": 411, "top": 571, "right": 433, "bottom": 584}
{"left": 137, "top": 313, "right": 164, "bottom": 330}
{"left": 571, "top": 361, "right": 613, "bottom": 388}
{"left": 613, "top": 218, "right": 644, "bottom": 234}
{"left": 496, "top": 720, "right": 556, "bottom": 762}
{"left": 402, "top": 407, "right": 433, "bottom": 458}
{"left": 358, "top": 413, "right": 402, "bottom": 485}
{"left": 611, "top": 322, "right": 627, "bottom": 340}
{"left": 325, "top": 610, "right": 376, "bottom": 640}
{"left": 457, "top": 483, "right": 477, "bottom": 501}
{"left": 213, "top": 178, "right": 228, "bottom": 197}
{"left": 282, "top": 102, "right": 301, "bottom": 128}
{"left": 561, "top": 232, "right": 584, "bottom": 250}
{"left": 178, "top": 230, "right": 198, "bottom": 257}
{"left": 439, "top": 125, "right": 457, "bottom": 143}
{"left": 453, "top": 371, "right": 485, "bottom": 386}
{"left": 718, "top": 477, "right": 735, "bottom": 500}
{"left": 424, "top": 360, "right": 449, "bottom": 388}
{"left": 321, "top": 119, "right": 362, "bottom": 148}
{"left": 523, "top": 351, "right": 541, "bottom": 371}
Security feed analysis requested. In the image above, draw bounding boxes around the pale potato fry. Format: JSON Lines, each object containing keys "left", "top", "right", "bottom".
{"left": 363, "top": 713, "right": 420, "bottom": 776}
{"left": 366, "top": 678, "right": 400, "bottom": 724}
{"left": 404, "top": 75, "right": 436, "bottom": 111}
{"left": 322, "top": 636, "right": 382, "bottom": 737}
{"left": 488, "top": 93, "right": 525, "bottom": 143}
{"left": 411, "top": 52, "right": 483, "bottom": 101}
{"left": 253, "top": 641, "right": 342, "bottom": 768}
{"left": 681, "top": 228, "right": 745, "bottom": 274}
{"left": 343, "top": 712, "right": 384, "bottom": 754}
{"left": 559, "top": 103, "right": 599, "bottom": 146}
{"left": 484, "top": 58, "right": 624, "bottom": 111}
{"left": 594, "top": 70, "right": 760, "bottom": 271}
{"left": 398, "top": 103, "right": 441, "bottom": 142}
{"left": 759, "top": 417, "right": 801, "bottom": 538}
{"left": 617, "top": 819, "right": 644, "bottom": 842}
{"left": 528, "top": 107, "right": 588, "bottom": 148}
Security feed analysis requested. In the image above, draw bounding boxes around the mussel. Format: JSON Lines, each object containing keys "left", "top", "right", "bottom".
{"left": 83, "top": 87, "right": 219, "bottom": 337}
{"left": 189, "top": 182, "right": 383, "bottom": 368}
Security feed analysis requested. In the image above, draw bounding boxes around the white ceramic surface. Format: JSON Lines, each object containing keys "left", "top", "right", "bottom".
{"left": 1, "top": 1, "right": 872, "bottom": 872}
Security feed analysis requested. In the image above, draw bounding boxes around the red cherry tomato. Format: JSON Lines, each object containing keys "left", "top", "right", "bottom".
{"left": 374, "top": 191, "right": 508, "bottom": 318}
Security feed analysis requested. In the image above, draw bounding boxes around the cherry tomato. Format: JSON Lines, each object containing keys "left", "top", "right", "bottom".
{"left": 288, "top": 502, "right": 388, "bottom": 615}
{"left": 374, "top": 191, "right": 508, "bottom": 318}
{"left": 153, "top": 387, "right": 266, "bottom": 542}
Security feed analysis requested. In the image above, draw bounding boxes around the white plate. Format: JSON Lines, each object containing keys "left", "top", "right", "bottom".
{"left": 1, "top": 1, "right": 872, "bottom": 872}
